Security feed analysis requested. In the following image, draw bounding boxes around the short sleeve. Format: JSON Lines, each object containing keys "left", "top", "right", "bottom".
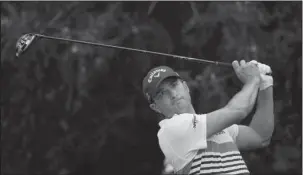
{"left": 160, "top": 113, "right": 208, "bottom": 159}
{"left": 225, "top": 124, "right": 239, "bottom": 141}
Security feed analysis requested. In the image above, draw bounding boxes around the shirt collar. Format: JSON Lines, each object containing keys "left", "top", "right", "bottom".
{"left": 158, "top": 114, "right": 178, "bottom": 127}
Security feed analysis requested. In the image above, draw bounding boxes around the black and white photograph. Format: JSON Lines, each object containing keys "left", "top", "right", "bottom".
{"left": 1, "top": 1, "right": 302, "bottom": 175}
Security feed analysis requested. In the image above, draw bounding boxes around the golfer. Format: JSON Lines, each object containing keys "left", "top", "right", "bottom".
{"left": 142, "top": 60, "right": 274, "bottom": 175}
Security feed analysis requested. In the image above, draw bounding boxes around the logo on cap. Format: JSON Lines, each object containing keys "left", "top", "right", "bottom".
{"left": 148, "top": 68, "right": 166, "bottom": 83}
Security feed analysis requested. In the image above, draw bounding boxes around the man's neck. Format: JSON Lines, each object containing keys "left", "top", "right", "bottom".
{"left": 166, "top": 105, "right": 196, "bottom": 119}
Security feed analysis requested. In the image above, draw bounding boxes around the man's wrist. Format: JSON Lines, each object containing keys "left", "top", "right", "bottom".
{"left": 260, "top": 75, "right": 273, "bottom": 90}
{"left": 248, "top": 77, "right": 261, "bottom": 86}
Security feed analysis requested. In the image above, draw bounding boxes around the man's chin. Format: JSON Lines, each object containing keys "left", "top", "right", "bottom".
{"left": 175, "top": 100, "right": 188, "bottom": 108}
{"left": 175, "top": 105, "right": 189, "bottom": 114}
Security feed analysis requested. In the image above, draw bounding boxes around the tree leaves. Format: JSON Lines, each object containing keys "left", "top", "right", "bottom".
{"left": 273, "top": 145, "right": 301, "bottom": 172}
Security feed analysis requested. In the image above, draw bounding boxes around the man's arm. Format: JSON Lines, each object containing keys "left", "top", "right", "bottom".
{"left": 205, "top": 60, "right": 261, "bottom": 138}
{"left": 206, "top": 77, "right": 259, "bottom": 138}
{"left": 235, "top": 86, "right": 274, "bottom": 150}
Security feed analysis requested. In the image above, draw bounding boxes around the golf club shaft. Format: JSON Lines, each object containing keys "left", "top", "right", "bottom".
{"left": 35, "top": 34, "right": 232, "bottom": 67}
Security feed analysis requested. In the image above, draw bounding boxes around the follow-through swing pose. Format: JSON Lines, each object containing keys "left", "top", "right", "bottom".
{"left": 142, "top": 60, "right": 274, "bottom": 174}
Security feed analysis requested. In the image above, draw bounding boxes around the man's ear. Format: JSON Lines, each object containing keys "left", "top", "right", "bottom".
{"left": 150, "top": 103, "right": 161, "bottom": 113}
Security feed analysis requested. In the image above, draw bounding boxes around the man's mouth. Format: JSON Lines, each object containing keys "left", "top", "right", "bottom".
{"left": 173, "top": 97, "right": 184, "bottom": 104}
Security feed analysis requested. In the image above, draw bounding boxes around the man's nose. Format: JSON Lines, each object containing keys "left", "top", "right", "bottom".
{"left": 169, "top": 89, "right": 179, "bottom": 99}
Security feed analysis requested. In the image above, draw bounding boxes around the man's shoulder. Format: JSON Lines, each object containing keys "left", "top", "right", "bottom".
{"left": 159, "top": 113, "right": 191, "bottom": 128}
{"left": 159, "top": 113, "right": 206, "bottom": 135}
{"left": 160, "top": 113, "right": 206, "bottom": 127}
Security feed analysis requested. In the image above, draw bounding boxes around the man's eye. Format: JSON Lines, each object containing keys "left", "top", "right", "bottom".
{"left": 154, "top": 91, "right": 162, "bottom": 99}
{"left": 158, "top": 91, "right": 164, "bottom": 96}
{"left": 171, "top": 81, "right": 179, "bottom": 86}
{"left": 156, "top": 90, "right": 166, "bottom": 98}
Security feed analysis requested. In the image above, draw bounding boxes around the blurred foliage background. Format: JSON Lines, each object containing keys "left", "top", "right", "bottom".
{"left": 1, "top": 1, "right": 302, "bottom": 175}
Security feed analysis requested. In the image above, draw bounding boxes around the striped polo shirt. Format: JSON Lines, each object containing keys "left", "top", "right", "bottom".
{"left": 158, "top": 113, "right": 250, "bottom": 175}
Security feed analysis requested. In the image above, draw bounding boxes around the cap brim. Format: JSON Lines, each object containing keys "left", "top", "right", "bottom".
{"left": 152, "top": 74, "right": 180, "bottom": 97}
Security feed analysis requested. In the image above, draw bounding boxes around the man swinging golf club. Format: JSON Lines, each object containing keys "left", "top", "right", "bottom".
{"left": 142, "top": 60, "right": 274, "bottom": 174}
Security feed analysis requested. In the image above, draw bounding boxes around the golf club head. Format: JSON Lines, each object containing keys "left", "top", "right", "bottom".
{"left": 16, "top": 33, "right": 37, "bottom": 57}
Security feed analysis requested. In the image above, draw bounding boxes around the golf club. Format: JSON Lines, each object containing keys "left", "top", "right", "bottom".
{"left": 16, "top": 33, "right": 232, "bottom": 67}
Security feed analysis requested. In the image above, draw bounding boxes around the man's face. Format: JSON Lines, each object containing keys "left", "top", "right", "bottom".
{"left": 150, "top": 77, "right": 192, "bottom": 117}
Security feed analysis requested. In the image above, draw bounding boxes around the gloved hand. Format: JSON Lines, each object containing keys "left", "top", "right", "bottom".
{"left": 250, "top": 60, "right": 273, "bottom": 90}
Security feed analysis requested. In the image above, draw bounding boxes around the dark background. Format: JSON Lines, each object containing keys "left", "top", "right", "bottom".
{"left": 1, "top": 2, "right": 302, "bottom": 175}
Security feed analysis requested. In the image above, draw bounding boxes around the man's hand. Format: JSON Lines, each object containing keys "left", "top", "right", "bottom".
{"left": 250, "top": 60, "right": 272, "bottom": 75}
{"left": 249, "top": 60, "right": 273, "bottom": 90}
{"left": 232, "top": 60, "right": 261, "bottom": 84}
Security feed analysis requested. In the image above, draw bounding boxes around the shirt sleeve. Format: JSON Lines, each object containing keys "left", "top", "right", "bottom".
{"left": 161, "top": 113, "right": 208, "bottom": 159}
{"left": 225, "top": 124, "right": 239, "bottom": 141}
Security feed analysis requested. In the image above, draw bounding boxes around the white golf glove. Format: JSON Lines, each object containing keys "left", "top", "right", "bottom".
{"left": 250, "top": 60, "right": 273, "bottom": 90}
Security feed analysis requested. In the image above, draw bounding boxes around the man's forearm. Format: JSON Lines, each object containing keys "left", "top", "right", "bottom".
{"left": 226, "top": 77, "right": 260, "bottom": 116}
{"left": 249, "top": 87, "right": 274, "bottom": 144}
{"left": 206, "top": 78, "right": 260, "bottom": 138}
